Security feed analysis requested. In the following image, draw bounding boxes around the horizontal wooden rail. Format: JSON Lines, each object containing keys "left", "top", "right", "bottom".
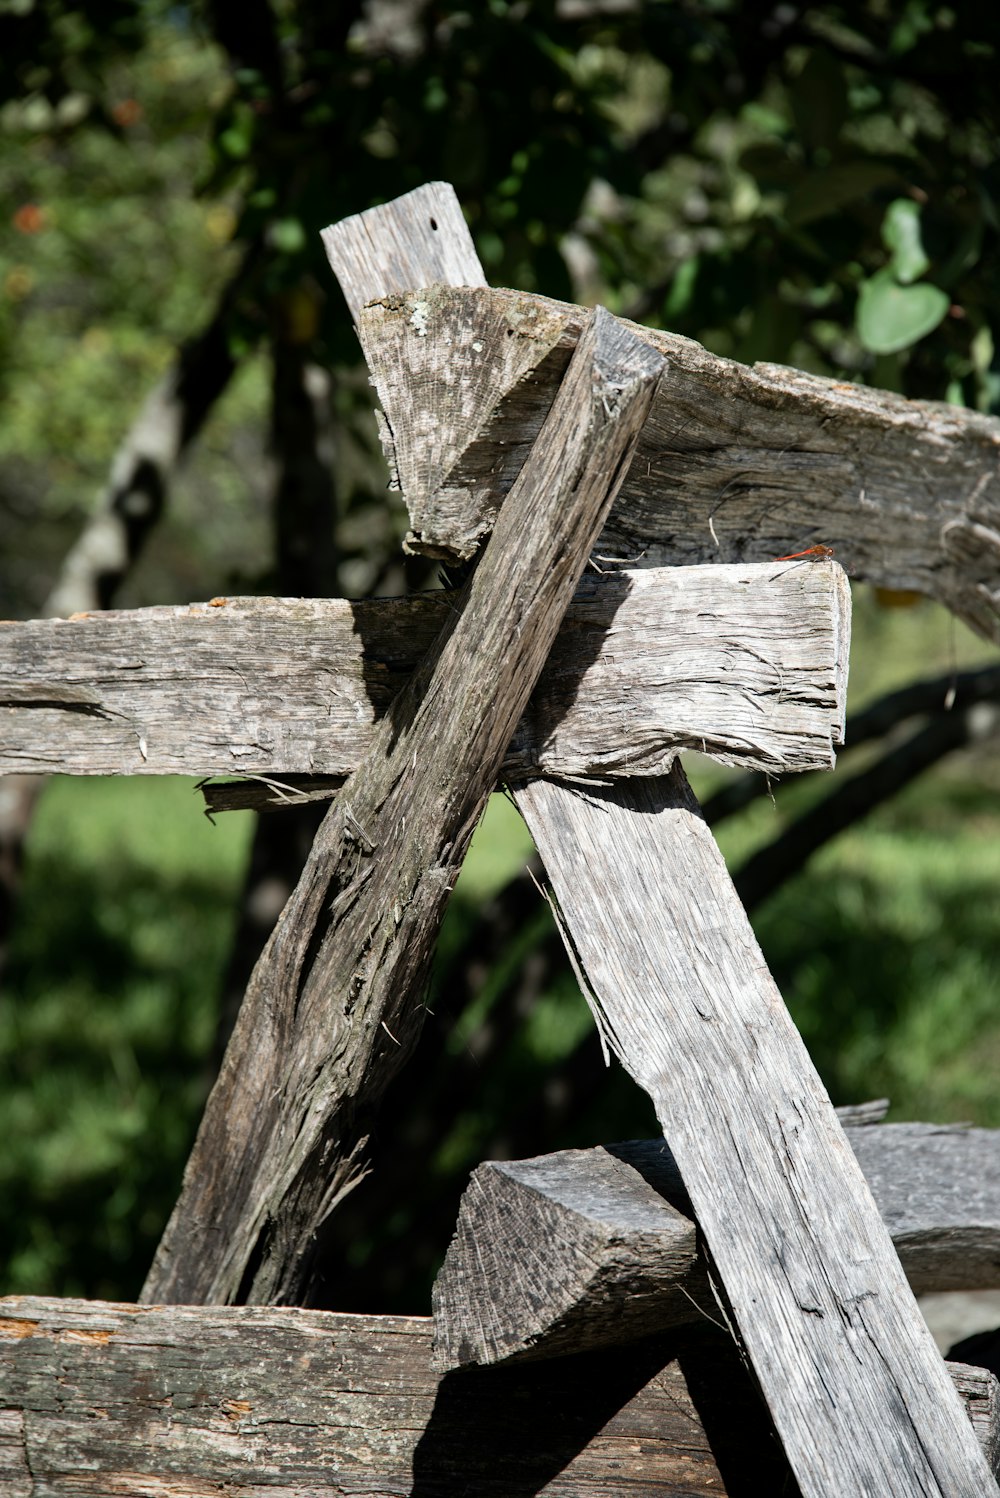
{"left": 433, "top": 1122, "right": 1000, "bottom": 1369}
{"left": 354, "top": 281, "right": 1000, "bottom": 641}
{"left": 0, "top": 562, "right": 848, "bottom": 784}
{"left": 1, "top": 1296, "right": 997, "bottom": 1495}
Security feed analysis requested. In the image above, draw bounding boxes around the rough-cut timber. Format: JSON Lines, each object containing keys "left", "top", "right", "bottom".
{"left": 433, "top": 1124, "right": 1000, "bottom": 1369}
{"left": 847, "top": 1123, "right": 1000, "bottom": 1292}
{"left": 3, "top": 1296, "right": 998, "bottom": 1495}
{"left": 515, "top": 771, "right": 1000, "bottom": 1498}
{"left": 2, "top": 1296, "right": 998, "bottom": 1494}
{"left": 354, "top": 283, "right": 1000, "bottom": 641}
{"left": 325, "top": 181, "right": 1000, "bottom": 1498}
{"left": 142, "top": 307, "right": 665, "bottom": 1307}
{"left": 321, "top": 181, "right": 486, "bottom": 325}
{"left": 0, "top": 560, "right": 849, "bottom": 784}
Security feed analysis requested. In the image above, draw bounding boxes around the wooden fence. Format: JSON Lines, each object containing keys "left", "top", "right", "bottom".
{"left": 2, "top": 181, "right": 1000, "bottom": 1495}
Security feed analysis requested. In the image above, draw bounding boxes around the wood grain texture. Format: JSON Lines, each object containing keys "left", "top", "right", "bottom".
{"left": 0, "top": 1297, "right": 995, "bottom": 1494}
{"left": 320, "top": 181, "right": 486, "bottom": 325}
{"left": 321, "top": 183, "right": 997, "bottom": 1497}
{"left": 358, "top": 284, "right": 1000, "bottom": 640}
{"left": 141, "top": 308, "right": 665, "bottom": 1307}
{"left": 848, "top": 1123, "right": 1000, "bottom": 1294}
{"left": 0, "top": 561, "right": 849, "bottom": 783}
{"left": 433, "top": 1124, "right": 1000, "bottom": 1369}
{"left": 514, "top": 770, "right": 1000, "bottom": 1497}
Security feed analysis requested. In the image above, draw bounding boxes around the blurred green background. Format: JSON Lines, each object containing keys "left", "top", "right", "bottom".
{"left": 1, "top": 0, "right": 998, "bottom": 1310}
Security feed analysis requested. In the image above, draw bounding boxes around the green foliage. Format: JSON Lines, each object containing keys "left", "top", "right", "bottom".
{"left": 755, "top": 801, "right": 1000, "bottom": 1125}
{"left": 1, "top": 779, "right": 252, "bottom": 1296}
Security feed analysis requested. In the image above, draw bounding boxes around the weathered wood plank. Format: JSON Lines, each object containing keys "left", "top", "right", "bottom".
{"left": 514, "top": 771, "right": 1000, "bottom": 1497}
{"left": 0, "top": 561, "right": 849, "bottom": 783}
{"left": 142, "top": 307, "right": 665, "bottom": 1306}
{"left": 323, "top": 181, "right": 999, "bottom": 1497}
{"left": 848, "top": 1123, "right": 1000, "bottom": 1293}
{"left": 0, "top": 1295, "right": 787, "bottom": 1495}
{"left": 321, "top": 181, "right": 486, "bottom": 325}
{"left": 0, "top": 1297, "right": 995, "bottom": 1493}
{"left": 433, "top": 1124, "right": 1000, "bottom": 1369}
{"left": 352, "top": 282, "right": 1000, "bottom": 641}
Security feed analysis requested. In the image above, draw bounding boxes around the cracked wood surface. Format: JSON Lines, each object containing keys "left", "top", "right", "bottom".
{"left": 0, "top": 560, "right": 849, "bottom": 784}
{"left": 0, "top": 1296, "right": 996, "bottom": 1494}
{"left": 324, "top": 182, "right": 1000, "bottom": 1498}
{"left": 140, "top": 306, "right": 665, "bottom": 1306}
{"left": 515, "top": 770, "right": 1000, "bottom": 1498}
{"left": 355, "top": 282, "right": 1000, "bottom": 642}
{"left": 433, "top": 1123, "right": 1000, "bottom": 1370}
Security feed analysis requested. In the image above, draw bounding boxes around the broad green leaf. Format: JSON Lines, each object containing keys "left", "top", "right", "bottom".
{"left": 856, "top": 268, "right": 949, "bottom": 354}
{"left": 882, "top": 198, "right": 928, "bottom": 284}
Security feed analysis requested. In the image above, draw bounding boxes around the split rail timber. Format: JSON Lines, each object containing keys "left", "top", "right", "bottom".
{"left": 0, "top": 180, "right": 999, "bottom": 1496}
{"left": 4, "top": 1123, "right": 1000, "bottom": 1492}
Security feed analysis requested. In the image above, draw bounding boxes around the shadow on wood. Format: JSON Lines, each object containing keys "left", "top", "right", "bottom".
{"left": 412, "top": 1325, "right": 799, "bottom": 1497}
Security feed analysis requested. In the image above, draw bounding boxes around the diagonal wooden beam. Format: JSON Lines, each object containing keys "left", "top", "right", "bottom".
{"left": 141, "top": 305, "right": 665, "bottom": 1306}
{"left": 514, "top": 769, "right": 999, "bottom": 1497}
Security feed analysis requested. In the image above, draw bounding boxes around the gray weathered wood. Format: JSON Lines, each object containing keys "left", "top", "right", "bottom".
{"left": 352, "top": 283, "right": 1000, "bottom": 641}
{"left": 0, "top": 561, "right": 849, "bottom": 784}
{"left": 515, "top": 771, "right": 1000, "bottom": 1497}
{"left": 141, "top": 307, "right": 665, "bottom": 1307}
{"left": 433, "top": 1124, "right": 1000, "bottom": 1369}
{"left": 848, "top": 1123, "right": 1000, "bottom": 1294}
{"left": 1, "top": 1295, "right": 996, "bottom": 1493}
{"left": 954, "top": 1361, "right": 1000, "bottom": 1476}
{"left": 321, "top": 181, "right": 486, "bottom": 325}
{"left": 325, "top": 182, "right": 999, "bottom": 1498}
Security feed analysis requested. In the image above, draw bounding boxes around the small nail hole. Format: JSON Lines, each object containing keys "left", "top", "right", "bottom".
{"left": 429, "top": 217, "right": 438, "bottom": 231}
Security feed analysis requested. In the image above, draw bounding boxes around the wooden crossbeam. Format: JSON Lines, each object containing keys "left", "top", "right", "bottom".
{"left": 0, "top": 562, "right": 848, "bottom": 785}
{"left": 353, "top": 281, "right": 1000, "bottom": 642}
{"left": 433, "top": 1122, "right": 1000, "bottom": 1369}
